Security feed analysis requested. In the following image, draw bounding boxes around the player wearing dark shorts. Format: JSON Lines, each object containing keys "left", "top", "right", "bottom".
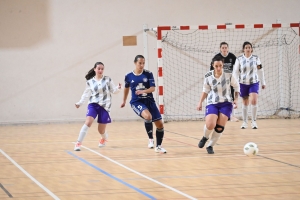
{"left": 121, "top": 55, "right": 166, "bottom": 154}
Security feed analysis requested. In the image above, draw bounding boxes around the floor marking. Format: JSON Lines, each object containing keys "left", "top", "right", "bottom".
{"left": 67, "top": 151, "right": 156, "bottom": 200}
{"left": 0, "top": 183, "right": 13, "bottom": 198}
{"left": 75, "top": 143, "right": 197, "bottom": 200}
{"left": 0, "top": 149, "right": 60, "bottom": 200}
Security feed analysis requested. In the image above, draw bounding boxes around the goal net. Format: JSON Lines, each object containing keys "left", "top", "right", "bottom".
{"left": 155, "top": 24, "right": 300, "bottom": 121}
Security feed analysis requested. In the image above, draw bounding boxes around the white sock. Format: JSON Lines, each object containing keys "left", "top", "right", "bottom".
{"left": 204, "top": 125, "right": 214, "bottom": 138}
{"left": 251, "top": 105, "right": 257, "bottom": 121}
{"left": 242, "top": 105, "right": 248, "bottom": 122}
{"left": 100, "top": 132, "right": 108, "bottom": 139}
{"left": 207, "top": 131, "right": 222, "bottom": 147}
{"left": 77, "top": 124, "right": 89, "bottom": 143}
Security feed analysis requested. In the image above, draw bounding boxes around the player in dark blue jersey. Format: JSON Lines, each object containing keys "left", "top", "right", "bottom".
{"left": 121, "top": 55, "right": 167, "bottom": 153}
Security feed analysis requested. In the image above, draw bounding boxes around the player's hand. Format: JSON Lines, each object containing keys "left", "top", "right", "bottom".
{"left": 262, "top": 85, "right": 266, "bottom": 89}
{"left": 135, "top": 90, "right": 144, "bottom": 95}
{"left": 75, "top": 104, "right": 80, "bottom": 108}
{"left": 120, "top": 102, "right": 126, "bottom": 108}
{"left": 196, "top": 103, "right": 202, "bottom": 111}
{"left": 118, "top": 83, "right": 122, "bottom": 89}
{"left": 233, "top": 102, "right": 237, "bottom": 109}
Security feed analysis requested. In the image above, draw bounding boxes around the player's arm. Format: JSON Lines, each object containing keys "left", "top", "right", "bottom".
{"left": 256, "top": 58, "right": 266, "bottom": 89}
{"left": 232, "top": 58, "right": 240, "bottom": 82}
{"left": 108, "top": 78, "right": 121, "bottom": 94}
{"left": 197, "top": 78, "right": 210, "bottom": 111}
{"left": 230, "top": 75, "right": 240, "bottom": 108}
{"left": 75, "top": 82, "right": 91, "bottom": 108}
{"left": 121, "top": 87, "right": 129, "bottom": 108}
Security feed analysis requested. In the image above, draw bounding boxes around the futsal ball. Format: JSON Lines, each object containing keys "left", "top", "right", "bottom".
{"left": 243, "top": 142, "right": 259, "bottom": 156}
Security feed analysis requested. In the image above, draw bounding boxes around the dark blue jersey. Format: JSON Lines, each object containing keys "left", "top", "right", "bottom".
{"left": 124, "top": 69, "right": 156, "bottom": 104}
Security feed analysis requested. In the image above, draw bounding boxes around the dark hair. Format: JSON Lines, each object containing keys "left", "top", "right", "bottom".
{"left": 212, "top": 55, "right": 224, "bottom": 64}
{"left": 134, "top": 55, "right": 145, "bottom": 63}
{"left": 243, "top": 41, "right": 253, "bottom": 49}
{"left": 220, "top": 42, "right": 228, "bottom": 48}
{"left": 85, "top": 62, "right": 104, "bottom": 80}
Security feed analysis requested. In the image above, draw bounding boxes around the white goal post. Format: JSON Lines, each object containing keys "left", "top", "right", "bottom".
{"left": 145, "top": 23, "right": 300, "bottom": 121}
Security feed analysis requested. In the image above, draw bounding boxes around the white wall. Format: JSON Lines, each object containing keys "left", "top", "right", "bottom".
{"left": 0, "top": 0, "right": 299, "bottom": 124}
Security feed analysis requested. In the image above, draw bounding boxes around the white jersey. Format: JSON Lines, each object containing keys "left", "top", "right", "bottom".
{"left": 203, "top": 70, "right": 240, "bottom": 105}
{"left": 76, "top": 76, "right": 120, "bottom": 112}
{"left": 233, "top": 54, "right": 266, "bottom": 85}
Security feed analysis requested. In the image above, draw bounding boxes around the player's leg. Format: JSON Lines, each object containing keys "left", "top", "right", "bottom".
{"left": 74, "top": 104, "right": 96, "bottom": 151}
{"left": 150, "top": 101, "right": 166, "bottom": 153}
{"left": 249, "top": 83, "right": 259, "bottom": 129}
{"left": 96, "top": 105, "right": 111, "bottom": 147}
{"left": 206, "top": 102, "right": 232, "bottom": 154}
{"left": 240, "top": 84, "right": 250, "bottom": 129}
{"left": 198, "top": 104, "right": 218, "bottom": 149}
{"left": 131, "top": 102, "right": 154, "bottom": 148}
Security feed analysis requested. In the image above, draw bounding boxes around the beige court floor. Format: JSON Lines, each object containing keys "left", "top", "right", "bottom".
{"left": 0, "top": 119, "right": 300, "bottom": 200}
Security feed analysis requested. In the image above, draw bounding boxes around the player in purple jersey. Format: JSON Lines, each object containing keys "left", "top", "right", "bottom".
{"left": 121, "top": 55, "right": 166, "bottom": 153}
{"left": 233, "top": 42, "right": 266, "bottom": 129}
{"left": 197, "top": 56, "right": 240, "bottom": 154}
{"left": 74, "top": 62, "right": 121, "bottom": 151}
{"left": 210, "top": 42, "right": 239, "bottom": 122}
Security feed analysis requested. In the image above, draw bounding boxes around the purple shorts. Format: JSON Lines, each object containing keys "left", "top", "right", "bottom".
{"left": 240, "top": 82, "right": 259, "bottom": 98}
{"left": 205, "top": 102, "right": 233, "bottom": 119}
{"left": 86, "top": 103, "right": 111, "bottom": 124}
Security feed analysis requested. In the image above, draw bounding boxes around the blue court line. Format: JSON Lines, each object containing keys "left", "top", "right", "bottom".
{"left": 67, "top": 151, "right": 156, "bottom": 200}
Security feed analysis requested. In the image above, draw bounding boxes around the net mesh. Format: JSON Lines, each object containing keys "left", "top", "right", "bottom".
{"left": 159, "top": 27, "right": 300, "bottom": 121}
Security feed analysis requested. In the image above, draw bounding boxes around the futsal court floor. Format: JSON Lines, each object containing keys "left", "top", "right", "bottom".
{"left": 1, "top": 119, "right": 300, "bottom": 199}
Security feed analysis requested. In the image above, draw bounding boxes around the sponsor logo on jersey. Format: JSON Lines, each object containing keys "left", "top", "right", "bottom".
{"left": 131, "top": 80, "right": 134, "bottom": 83}
{"left": 143, "top": 78, "right": 148, "bottom": 82}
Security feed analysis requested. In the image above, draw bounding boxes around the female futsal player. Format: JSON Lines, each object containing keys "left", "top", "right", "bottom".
{"left": 74, "top": 62, "right": 121, "bottom": 151}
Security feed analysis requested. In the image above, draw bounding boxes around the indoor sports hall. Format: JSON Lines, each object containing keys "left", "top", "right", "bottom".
{"left": 1, "top": 1, "right": 300, "bottom": 199}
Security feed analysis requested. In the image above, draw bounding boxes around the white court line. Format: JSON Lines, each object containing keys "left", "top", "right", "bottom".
{"left": 0, "top": 149, "right": 59, "bottom": 200}
{"left": 78, "top": 144, "right": 197, "bottom": 200}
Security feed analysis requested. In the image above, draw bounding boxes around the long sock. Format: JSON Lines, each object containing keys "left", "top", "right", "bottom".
{"left": 144, "top": 120, "right": 153, "bottom": 139}
{"left": 251, "top": 105, "right": 257, "bottom": 121}
{"left": 204, "top": 125, "right": 214, "bottom": 138}
{"left": 77, "top": 124, "right": 89, "bottom": 143}
{"left": 207, "top": 131, "right": 222, "bottom": 147}
{"left": 242, "top": 105, "right": 248, "bottom": 122}
{"left": 156, "top": 128, "right": 164, "bottom": 146}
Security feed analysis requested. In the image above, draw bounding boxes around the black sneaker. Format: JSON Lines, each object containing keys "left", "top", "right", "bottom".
{"left": 206, "top": 146, "right": 214, "bottom": 154}
{"left": 198, "top": 136, "right": 208, "bottom": 148}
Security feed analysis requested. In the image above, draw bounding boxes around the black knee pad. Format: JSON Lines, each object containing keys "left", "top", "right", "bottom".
{"left": 214, "top": 124, "right": 224, "bottom": 133}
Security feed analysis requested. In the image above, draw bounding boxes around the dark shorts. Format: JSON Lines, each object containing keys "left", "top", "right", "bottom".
{"left": 86, "top": 103, "right": 111, "bottom": 124}
{"left": 240, "top": 82, "right": 259, "bottom": 98}
{"left": 206, "top": 101, "right": 233, "bottom": 119}
{"left": 131, "top": 99, "right": 162, "bottom": 122}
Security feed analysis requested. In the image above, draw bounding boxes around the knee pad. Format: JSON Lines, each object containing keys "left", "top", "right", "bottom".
{"left": 214, "top": 124, "right": 224, "bottom": 133}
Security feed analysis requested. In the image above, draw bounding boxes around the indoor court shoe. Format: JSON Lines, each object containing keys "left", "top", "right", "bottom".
{"left": 198, "top": 136, "right": 208, "bottom": 148}
{"left": 206, "top": 146, "right": 214, "bottom": 154}
{"left": 98, "top": 138, "right": 107, "bottom": 147}
{"left": 148, "top": 139, "right": 154, "bottom": 149}
{"left": 74, "top": 142, "right": 81, "bottom": 151}
{"left": 241, "top": 121, "right": 248, "bottom": 129}
{"left": 251, "top": 120, "right": 258, "bottom": 129}
{"left": 155, "top": 145, "right": 167, "bottom": 153}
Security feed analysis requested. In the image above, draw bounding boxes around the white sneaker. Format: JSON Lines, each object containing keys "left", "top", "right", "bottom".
{"left": 98, "top": 133, "right": 108, "bottom": 147}
{"left": 155, "top": 145, "right": 167, "bottom": 153}
{"left": 74, "top": 142, "right": 81, "bottom": 151}
{"left": 251, "top": 121, "right": 258, "bottom": 129}
{"left": 241, "top": 121, "right": 248, "bottom": 129}
{"left": 148, "top": 139, "right": 154, "bottom": 149}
